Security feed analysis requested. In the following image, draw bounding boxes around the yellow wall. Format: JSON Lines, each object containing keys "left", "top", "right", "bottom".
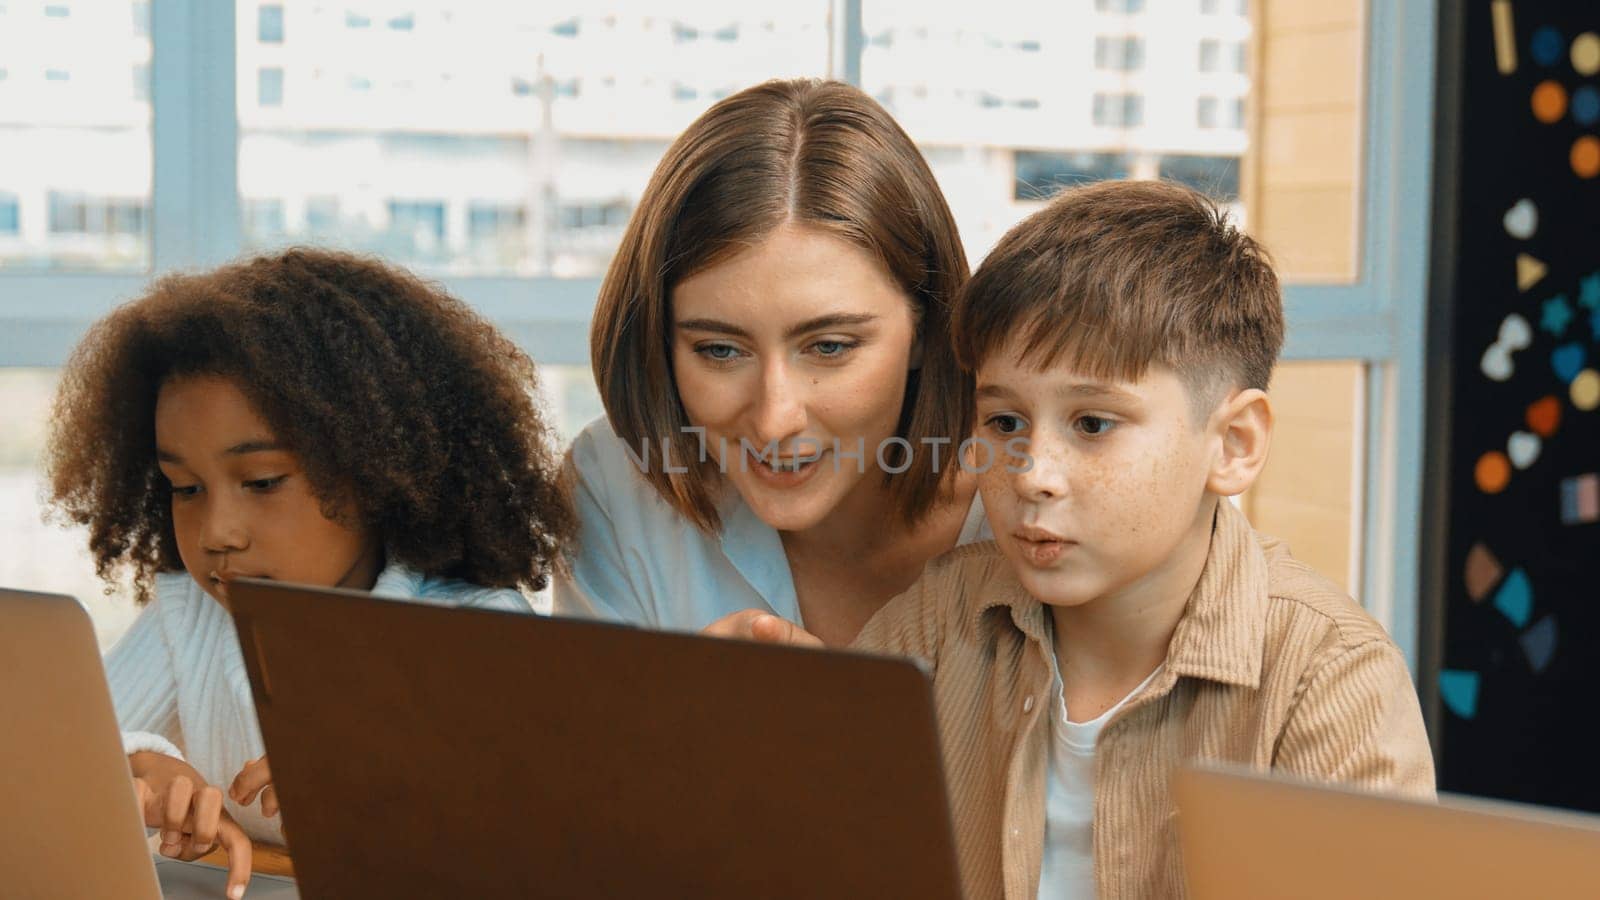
{"left": 1240, "top": 0, "right": 1367, "bottom": 595}
{"left": 1245, "top": 0, "right": 1366, "bottom": 282}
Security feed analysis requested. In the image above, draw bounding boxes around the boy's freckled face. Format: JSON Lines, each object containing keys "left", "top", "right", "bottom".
{"left": 153, "top": 375, "right": 383, "bottom": 609}
{"left": 974, "top": 344, "right": 1219, "bottom": 609}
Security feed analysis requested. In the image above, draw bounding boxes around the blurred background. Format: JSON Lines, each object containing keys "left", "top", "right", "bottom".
{"left": 3, "top": 0, "right": 1396, "bottom": 656}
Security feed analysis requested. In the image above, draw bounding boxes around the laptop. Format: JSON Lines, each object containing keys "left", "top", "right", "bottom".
{"left": 0, "top": 587, "right": 297, "bottom": 899}
{"left": 228, "top": 577, "right": 964, "bottom": 899}
{"left": 1174, "top": 764, "right": 1600, "bottom": 899}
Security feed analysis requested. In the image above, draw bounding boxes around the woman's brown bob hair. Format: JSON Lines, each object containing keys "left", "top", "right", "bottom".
{"left": 590, "top": 78, "right": 970, "bottom": 531}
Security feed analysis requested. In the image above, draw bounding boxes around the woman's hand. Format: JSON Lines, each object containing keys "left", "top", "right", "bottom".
{"left": 129, "top": 751, "right": 253, "bottom": 897}
{"left": 703, "top": 610, "right": 825, "bottom": 648}
{"left": 229, "top": 755, "right": 278, "bottom": 818}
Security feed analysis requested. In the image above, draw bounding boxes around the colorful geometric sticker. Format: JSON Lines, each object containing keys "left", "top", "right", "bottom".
{"left": 1574, "top": 33, "right": 1600, "bottom": 76}
{"left": 1574, "top": 85, "right": 1600, "bottom": 125}
{"left": 1475, "top": 451, "right": 1512, "bottom": 494}
{"left": 1560, "top": 473, "right": 1600, "bottom": 525}
{"left": 1481, "top": 313, "right": 1532, "bottom": 381}
{"left": 1493, "top": 0, "right": 1517, "bottom": 74}
{"left": 1503, "top": 198, "right": 1538, "bottom": 239}
{"left": 1440, "top": 670, "right": 1481, "bottom": 719}
{"left": 1552, "top": 343, "right": 1587, "bottom": 384}
{"left": 1573, "top": 370, "right": 1600, "bottom": 411}
{"left": 1520, "top": 616, "right": 1558, "bottom": 674}
{"left": 1507, "top": 431, "right": 1540, "bottom": 470}
{"left": 1464, "top": 542, "right": 1504, "bottom": 603}
{"left": 1525, "top": 395, "right": 1562, "bottom": 437}
{"left": 1532, "top": 26, "right": 1565, "bottom": 67}
{"left": 1541, "top": 295, "right": 1573, "bottom": 336}
{"left": 1518, "top": 254, "right": 1548, "bottom": 291}
{"left": 1573, "top": 136, "right": 1600, "bottom": 179}
{"left": 1492, "top": 567, "right": 1533, "bottom": 628}
{"left": 1534, "top": 80, "right": 1569, "bottom": 123}
{"left": 1579, "top": 272, "right": 1600, "bottom": 309}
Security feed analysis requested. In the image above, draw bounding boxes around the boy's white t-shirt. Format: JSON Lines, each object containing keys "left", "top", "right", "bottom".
{"left": 1037, "top": 646, "right": 1165, "bottom": 900}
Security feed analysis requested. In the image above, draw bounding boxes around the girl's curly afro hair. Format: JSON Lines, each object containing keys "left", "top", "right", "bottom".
{"left": 46, "top": 247, "right": 576, "bottom": 602}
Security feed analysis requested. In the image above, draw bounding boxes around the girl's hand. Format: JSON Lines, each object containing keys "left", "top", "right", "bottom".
{"left": 703, "top": 610, "right": 824, "bottom": 648}
{"left": 129, "top": 751, "right": 253, "bottom": 897}
{"left": 229, "top": 755, "right": 278, "bottom": 819}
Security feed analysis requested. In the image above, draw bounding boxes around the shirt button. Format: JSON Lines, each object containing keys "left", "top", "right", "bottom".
{"left": 1023, "top": 696, "right": 1036, "bottom": 714}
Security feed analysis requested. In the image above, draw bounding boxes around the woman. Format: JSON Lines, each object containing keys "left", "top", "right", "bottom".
{"left": 554, "top": 79, "right": 985, "bottom": 646}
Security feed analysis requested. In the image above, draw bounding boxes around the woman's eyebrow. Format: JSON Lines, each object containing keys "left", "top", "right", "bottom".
{"left": 674, "top": 313, "right": 879, "bottom": 341}
{"left": 784, "top": 313, "right": 877, "bottom": 339}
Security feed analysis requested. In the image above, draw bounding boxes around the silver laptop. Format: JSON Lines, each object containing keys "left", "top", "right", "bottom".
{"left": 0, "top": 587, "right": 297, "bottom": 899}
{"left": 1175, "top": 764, "right": 1600, "bottom": 899}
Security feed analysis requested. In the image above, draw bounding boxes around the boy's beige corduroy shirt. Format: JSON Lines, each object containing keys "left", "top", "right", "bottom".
{"left": 850, "top": 500, "right": 1435, "bottom": 900}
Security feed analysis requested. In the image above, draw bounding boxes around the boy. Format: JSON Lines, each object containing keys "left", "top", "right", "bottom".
{"left": 713, "top": 180, "right": 1434, "bottom": 899}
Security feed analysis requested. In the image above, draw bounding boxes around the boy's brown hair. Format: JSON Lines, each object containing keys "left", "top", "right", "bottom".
{"left": 589, "top": 78, "right": 970, "bottom": 532}
{"left": 953, "top": 179, "right": 1283, "bottom": 417}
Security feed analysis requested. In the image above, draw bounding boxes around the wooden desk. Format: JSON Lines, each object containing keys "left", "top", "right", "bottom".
{"left": 196, "top": 840, "right": 294, "bottom": 878}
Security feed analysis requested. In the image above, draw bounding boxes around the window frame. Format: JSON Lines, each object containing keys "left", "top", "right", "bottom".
{"left": 0, "top": 0, "right": 1436, "bottom": 667}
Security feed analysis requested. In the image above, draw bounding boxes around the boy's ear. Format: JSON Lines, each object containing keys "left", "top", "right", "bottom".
{"left": 1206, "top": 388, "right": 1272, "bottom": 497}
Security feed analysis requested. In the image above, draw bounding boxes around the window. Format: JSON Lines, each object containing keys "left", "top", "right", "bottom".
{"left": 236, "top": 2, "right": 829, "bottom": 275}
{"left": 1092, "top": 93, "right": 1143, "bottom": 127}
{"left": 1095, "top": 0, "right": 1145, "bottom": 12}
{"left": 258, "top": 66, "right": 283, "bottom": 106}
{"left": 258, "top": 4, "right": 284, "bottom": 43}
{"left": 48, "top": 193, "right": 146, "bottom": 236}
{"left": 1094, "top": 36, "right": 1144, "bottom": 71}
{"left": 385, "top": 200, "right": 446, "bottom": 257}
{"left": 559, "top": 200, "right": 630, "bottom": 230}
{"left": 304, "top": 196, "right": 340, "bottom": 235}
{"left": 1014, "top": 151, "right": 1135, "bottom": 201}
{"left": 0, "top": 1, "right": 151, "bottom": 269}
{"left": 1157, "top": 154, "right": 1240, "bottom": 201}
{"left": 243, "top": 198, "right": 286, "bottom": 244}
{"left": 1200, "top": 39, "right": 1247, "bottom": 73}
{"left": 0, "top": 194, "right": 19, "bottom": 235}
{"left": 468, "top": 203, "right": 525, "bottom": 240}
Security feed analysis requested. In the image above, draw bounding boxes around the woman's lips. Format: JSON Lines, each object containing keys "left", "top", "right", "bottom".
{"left": 743, "top": 449, "right": 828, "bottom": 489}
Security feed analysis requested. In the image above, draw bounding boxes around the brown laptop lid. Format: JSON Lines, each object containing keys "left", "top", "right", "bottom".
{"left": 0, "top": 590, "right": 162, "bottom": 900}
{"left": 229, "top": 579, "right": 964, "bottom": 899}
{"left": 1175, "top": 765, "right": 1600, "bottom": 900}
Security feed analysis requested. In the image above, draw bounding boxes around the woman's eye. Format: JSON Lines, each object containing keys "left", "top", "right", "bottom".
{"left": 811, "top": 339, "right": 857, "bottom": 358}
{"left": 1076, "top": 416, "right": 1115, "bottom": 437}
{"left": 696, "top": 343, "right": 741, "bottom": 362}
{"left": 986, "top": 414, "right": 1026, "bottom": 435}
{"left": 170, "top": 484, "right": 201, "bottom": 498}
{"left": 245, "top": 475, "right": 288, "bottom": 492}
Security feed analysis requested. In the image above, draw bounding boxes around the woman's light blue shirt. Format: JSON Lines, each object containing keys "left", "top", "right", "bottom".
{"left": 552, "top": 417, "right": 991, "bottom": 631}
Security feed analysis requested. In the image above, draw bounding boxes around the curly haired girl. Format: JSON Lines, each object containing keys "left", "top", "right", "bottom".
{"left": 46, "top": 248, "right": 574, "bottom": 896}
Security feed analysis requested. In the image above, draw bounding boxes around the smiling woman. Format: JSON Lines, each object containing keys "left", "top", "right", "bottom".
{"left": 556, "top": 78, "right": 989, "bottom": 646}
